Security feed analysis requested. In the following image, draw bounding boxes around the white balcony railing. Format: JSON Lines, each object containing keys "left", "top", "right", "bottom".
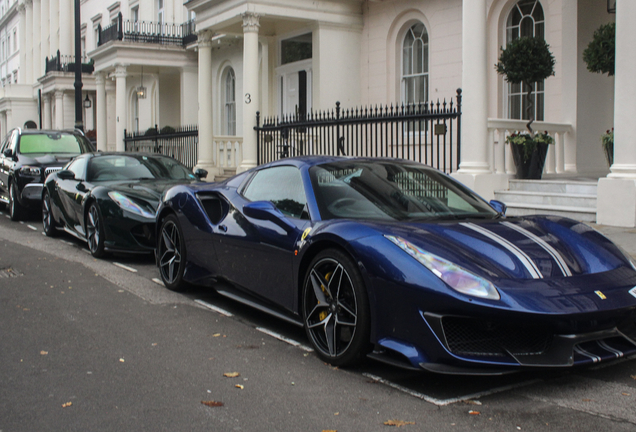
{"left": 213, "top": 136, "right": 243, "bottom": 169}
{"left": 488, "top": 119, "right": 573, "bottom": 175}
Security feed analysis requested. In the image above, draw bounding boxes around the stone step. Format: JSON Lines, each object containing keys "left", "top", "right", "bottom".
{"left": 494, "top": 190, "right": 596, "bottom": 209}
{"left": 504, "top": 203, "right": 597, "bottom": 222}
{"left": 213, "top": 168, "right": 237, "bottom": 182}
{"left": 508, "top": 179, "right": 597, "bottom": 195}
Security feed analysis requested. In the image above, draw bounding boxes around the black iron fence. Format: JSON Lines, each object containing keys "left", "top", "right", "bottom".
{"left": 255, "top": 89, "right": 462, "bottom": 173}
{"left": 124, "top": 125, "right": 198, "bottom": 169}
{"left": 98, "top": 13, "right": 196, "bottom": 47}
{"left": 45, "top": 50, "right": 94, "bottom": 73}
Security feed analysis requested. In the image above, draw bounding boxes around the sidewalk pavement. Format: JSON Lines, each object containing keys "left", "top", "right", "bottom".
{"left": 590, "top": 223, "right": 636, "bottom": 260}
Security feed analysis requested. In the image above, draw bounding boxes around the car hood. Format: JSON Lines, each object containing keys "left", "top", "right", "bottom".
{"left": 361, "top": 215, "right": 634, "bottom": 281}
{"left": 106, "top": 179, "right": 197, "bottom": 207}
{"left": 20, "top": 153, "right": 78, "bottom": 166}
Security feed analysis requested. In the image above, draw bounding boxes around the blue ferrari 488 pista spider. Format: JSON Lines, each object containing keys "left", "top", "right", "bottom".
{"left": 155, "top": 156, "right": 636, "bottom": 374}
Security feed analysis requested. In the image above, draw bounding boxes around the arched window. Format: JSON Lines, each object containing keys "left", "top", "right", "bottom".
{"left": 506, "top": 0, "right": 546, "bottom": 121}
{"left": 223, "top": 68, "right": 236, "bottom": 136}
{"left": 401, "top": 23, "right": 429, "bottom": 105}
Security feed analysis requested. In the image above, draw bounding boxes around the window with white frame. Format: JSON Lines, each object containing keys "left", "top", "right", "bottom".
{"left": 157, "top": 0, "right": 164, "bottom": 23}
{"left": 223, "top": 67, "right": 236, "bottom": 136}
{"left": 401, "top": 22, "right": 429, "bottom": 105}
{"left": 505, "top": 0, "right": 546, "bottom": 121}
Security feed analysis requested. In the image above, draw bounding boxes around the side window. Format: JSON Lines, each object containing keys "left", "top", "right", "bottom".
{"left": 68, "top": 158, "right": 87, "bottom": 180}
{"left": 243, "top": 166, "right": 308, "bottom": 219}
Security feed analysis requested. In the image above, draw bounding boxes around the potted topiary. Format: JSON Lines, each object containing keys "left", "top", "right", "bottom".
{"left": 583, "top": 22, "right": 615, "bottom": 167}
{"left": 495, "top": 36, "right": 556, "bottom": 179}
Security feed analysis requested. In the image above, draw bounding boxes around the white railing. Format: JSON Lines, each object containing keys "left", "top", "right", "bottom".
{"left": 488, "top": 119, "right": 573, "bottom": 175}
{"left": 213, "top": 136, "right": 243, "bottom": 169}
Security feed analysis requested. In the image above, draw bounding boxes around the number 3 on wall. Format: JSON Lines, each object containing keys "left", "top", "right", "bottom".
{"left": 245, "top": 93, "right": 251, "bottom": 104}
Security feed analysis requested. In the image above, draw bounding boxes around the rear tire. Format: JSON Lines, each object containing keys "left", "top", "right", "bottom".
{"left": 158, "top": 214, "right": 187, "bottom": 291}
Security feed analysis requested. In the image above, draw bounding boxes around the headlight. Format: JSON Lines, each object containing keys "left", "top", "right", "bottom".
{"left": 385, "top": 235, "right": 500, "bottom": 300}
{"left": 108, "top": 191, "right": 154, "bottom": 218}
{"left": 20, "top": 166, "right": 41, "bottom": 176}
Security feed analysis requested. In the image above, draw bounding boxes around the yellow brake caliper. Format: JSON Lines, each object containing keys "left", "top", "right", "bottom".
{"left": 318, "top": 272, "right": 332, "bottom": 321}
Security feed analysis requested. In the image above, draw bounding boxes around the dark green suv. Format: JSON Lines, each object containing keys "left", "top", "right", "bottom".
{"left": 0, "top": 128, "right": 95, "bottom": 220}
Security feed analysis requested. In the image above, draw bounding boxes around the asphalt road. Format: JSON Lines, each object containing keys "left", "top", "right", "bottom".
{"left": 1, "top": 210, "right": 636, "bottom": 431}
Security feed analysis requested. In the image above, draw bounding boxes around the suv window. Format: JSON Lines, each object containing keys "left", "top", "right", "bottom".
{"left": 18, "top": 133, "right": 90, "bottom": 155}
{"left": 243, "top": 166, "right": 308, "bottom": 219}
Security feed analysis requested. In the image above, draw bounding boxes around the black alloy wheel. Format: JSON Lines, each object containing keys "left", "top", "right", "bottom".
{"left": 86, "top": 203, "right": 107, "bottom": 258}
{"left": 302, "top": 249, "right": 371, "bottom": 367}
{"left": 9, "top": 181, "right": 25, "bottom": 221}
{"left": 158, "top": 214, "right": 187, "bottom": 291}
{"left": 42, "top": 191, "right": 58, "bottom": 237}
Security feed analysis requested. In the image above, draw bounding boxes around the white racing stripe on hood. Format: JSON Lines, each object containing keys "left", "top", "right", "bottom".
{"left": 460, "top": 222, "right": 543, "bottom": 279}
{"left": 501, "top": 221, "right": 573, "bottom": 277}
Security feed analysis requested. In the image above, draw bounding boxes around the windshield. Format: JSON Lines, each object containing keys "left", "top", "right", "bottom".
{"left": 309, "top": 160, "right": 498, "bottom": 221}
{"left": 18, "top": 133, "right": 93, "bottom": 155}
{"left": 87, "top": 155, "right": 197, "bottom": 182}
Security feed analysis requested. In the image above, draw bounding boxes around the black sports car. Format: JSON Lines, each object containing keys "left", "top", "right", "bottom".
{"left": 155, "top": 156, "right": 636, "bottom": 374}
{"left": 0, "top": 128, "right": 95, "bottom": 220}
{"left": 43, "top": 152, "right": 206, "bottom": 257}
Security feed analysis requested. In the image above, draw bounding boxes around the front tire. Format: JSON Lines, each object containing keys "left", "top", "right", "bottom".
{"left": 9, "top": 181, "right": 26, "bottom": 221}
{"left": 42, "top": 191, "right": 59, "bottom": 237}
{"left": 158, "top": 214, "right": 187, "bottom": 291}
{"left": 86, "top": 203, "right": 107, "bottom": 258}
{"left": 302, "top": 249, "right": 371, "bottom": 367}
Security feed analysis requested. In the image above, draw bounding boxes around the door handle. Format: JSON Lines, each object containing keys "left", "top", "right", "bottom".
{"left": 218, "top": 225, "right": 228, "bottom": 233}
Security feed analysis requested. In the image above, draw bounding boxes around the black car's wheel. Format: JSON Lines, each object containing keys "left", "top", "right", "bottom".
{"left": 86, "top": 203, "right": 107, "bottom": 258}
{"left": 158, "top": 214, "right": 187, "bottom": 291}
{"left": 42, "top": 191, "right": 59, "bottom": 237}
{"left": 9, "top": 181, "right": 26, "bottom": 221}
{"left": 302, "top": 249, "right": 371, "bottom": 367}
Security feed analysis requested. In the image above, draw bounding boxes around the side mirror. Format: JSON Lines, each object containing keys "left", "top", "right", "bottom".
{"left": 3, "top": 148, "right": 13, "bottom": 158}
{"left": 489, "top": 199, "right": 507, "bottom": 216}
{"left": 194, "top": 168, "right": 208, "bottom": 180}
{"left": 57, "top": 170, "right": 76, "bottom": 180}
{"left": 243, "top": 201, "right": 295, "bottom": 233}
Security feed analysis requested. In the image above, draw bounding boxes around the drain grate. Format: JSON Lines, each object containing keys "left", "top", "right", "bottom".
{"left": 0, "top": 268, "right": 22, "bottom": 278}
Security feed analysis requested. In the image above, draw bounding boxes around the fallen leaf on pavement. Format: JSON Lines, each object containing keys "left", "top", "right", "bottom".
{"left": 212, "top": 333, "right": 221, "bottom": 337}
{"left": 119, "top": 358, "right": 125, "bottom": 363}
{"left": 384, "top": 419, "right": 415, "bottom": 427}
{"left": 40, "top": 351, "right": 48, "bottom": 355}
{"left": 621, "top": 392, "right": 631, "bottom": 396}
{"left": 235, "top": 384, "right": 244, "bottom": 389}
{"left": 631, "top": 375, "right": 636, "bottom": 380}
{"left": 201, "top": 401, "right": 224, "bottom": 407}
{"left": 224, "top": 372, "right": 240, "bottom": 378}
{"left": 62, "top": 402, "right": 72, "bottom": 408}
{"left": 468, "top": 411, "right": 480, "bottom": 415}
{"left": 322, "top": 430, "right": 337, "bottom": 432}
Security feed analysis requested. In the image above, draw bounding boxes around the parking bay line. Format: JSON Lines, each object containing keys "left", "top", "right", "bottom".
{"left": 195, "top": 299, "right": 233, "bottom": 317}
{"left": 113, "top": 262, "right": 138, "bottom": 273}
{"left": 362, "top": 372, "right": 541, "bottom": 406}
{"left": 255, "top": 327, "right": 314, "bottom": 352}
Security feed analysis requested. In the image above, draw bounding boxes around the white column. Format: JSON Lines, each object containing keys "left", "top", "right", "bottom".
{"left": 597, "top": 0, "right": 636, "bottom": 226}
{"left": 115, "top": 64, "right": 128, "bottom": 152}
{"left": 59, "top": 0, "right": 72, "bottom": 56}
{"left": 33, "top": 0, "right": 41, "bottom": 79}
{"left": 18, "top": 4, "right": 26, "bottom": 83}
{"left": 54, "top": 90, "right": 64, "bottom": 129}
{"left": 43, "top": 94, "right": 51, "bottom": 129}
{"left": 96, "top": 72, "right": 107, "bottom": 151}
{"left": 50, "top": 0, "right": 59, "bottom": 55}
{"left": 25, "top": 0, "right": 33, "bottom": 83}
{"left": 450, "top": 0, "right": 508, "bottom": 200}
{"left": 180, "top": 66, "right": 198, "bottom": 126}
{"left": 457, "top": 0, "right": 489, "bottom": 174}
{"left": 40, "top": 0, "right": 49, "bottom": 63}
{"left": 239, "top": 12, "right": 260, "bottom": 173}
{"left": 196, "top": 31, "right": 215, "bottom": 176}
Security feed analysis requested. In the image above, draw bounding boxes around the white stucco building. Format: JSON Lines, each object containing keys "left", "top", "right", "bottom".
{"left": 1, "top": 0, "right": 635, "bottom": 227}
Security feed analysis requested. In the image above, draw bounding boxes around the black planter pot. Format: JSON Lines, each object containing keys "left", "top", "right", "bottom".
{"left": 510, "top": 141, "right": 549, "bottom": 180}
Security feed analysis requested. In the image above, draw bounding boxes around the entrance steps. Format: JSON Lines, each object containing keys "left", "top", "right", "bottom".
{"left": 494, "top": 179, "right": 597, "bottom": 222}
{"left": 213, "top": 168, "right": 237, "bottom": 182}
